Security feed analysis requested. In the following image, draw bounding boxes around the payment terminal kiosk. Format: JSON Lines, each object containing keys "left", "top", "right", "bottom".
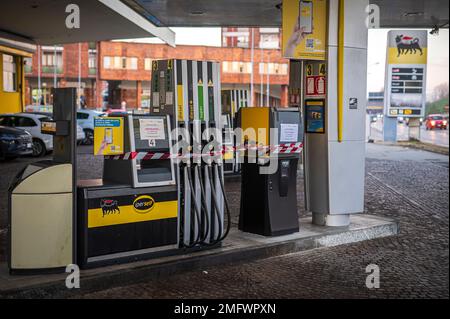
{"left": 238, "top": 107, "right": 303, "bottom": 236}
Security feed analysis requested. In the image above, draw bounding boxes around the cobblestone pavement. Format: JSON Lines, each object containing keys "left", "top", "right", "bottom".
{"left": 0, "top": 144, "right": 448, "bottom": 298}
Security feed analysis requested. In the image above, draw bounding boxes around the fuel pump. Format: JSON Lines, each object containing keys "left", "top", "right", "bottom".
{"left": 149, "top": 59, "right": 230, "bottom": 249}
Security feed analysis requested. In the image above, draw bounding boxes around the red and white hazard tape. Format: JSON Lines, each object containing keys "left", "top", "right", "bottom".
{"left": 104, "top": 143, "right": 303, "bottom": 160}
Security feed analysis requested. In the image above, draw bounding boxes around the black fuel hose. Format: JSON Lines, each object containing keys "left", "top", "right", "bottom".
{"left": 196, "top": 165, "right": 211, "bottom": 244}
{"left": 207, "top": 163, "right": 232, "bottom": 244}
{"left": 206, "top": 165, "right": 224, "bottom": 245}
{"left": 184, "top": 165, "right": 202, "bottom": 248}
{"left": 215, "top": 164, "right": 231, "bottom": 242}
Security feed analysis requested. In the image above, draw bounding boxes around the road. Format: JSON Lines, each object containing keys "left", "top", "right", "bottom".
{"left": 369, "top": 120, "right": 449, "bottom": 147}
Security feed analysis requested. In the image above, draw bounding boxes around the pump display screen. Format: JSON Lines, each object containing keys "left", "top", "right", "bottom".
{"left": 305, "top": 99, "right": 325, "bottom": 133}
{"left": 132, "top": 116, "right": 170, "bottom": 151}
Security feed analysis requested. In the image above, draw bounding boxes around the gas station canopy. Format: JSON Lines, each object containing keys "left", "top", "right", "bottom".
{"left": 126, "top": 0, "right": 449, "bottom": 29}
{"left": 0, "top": 0, "right": 448, "bottom": 47}
{"left": 0, "top": 0, "right": 175, "bottom": 46}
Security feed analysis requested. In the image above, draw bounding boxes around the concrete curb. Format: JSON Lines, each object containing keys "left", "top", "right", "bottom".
{"left": 373, "top": 140, "right": 449, "bottom": 155}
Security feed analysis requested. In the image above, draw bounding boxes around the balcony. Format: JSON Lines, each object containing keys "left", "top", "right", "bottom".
{"left": 24, "top": 65, "right": 33, "bottom": 74}
{"left": 42, "top": 66, "right": 63, "bottom": 74}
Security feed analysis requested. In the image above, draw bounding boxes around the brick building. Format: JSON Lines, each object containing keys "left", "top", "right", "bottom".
{"left": 24, "top": 28, "right": 289, "bottom": 110}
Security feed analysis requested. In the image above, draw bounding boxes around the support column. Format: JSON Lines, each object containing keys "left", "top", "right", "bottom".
{"left": 136, "top": 80, "right": 142, "bottom": 109}
{"left": 408, "top": 118, "right": 421, "bottom": 141}
{"left": 305, "top": 0, "right": 368, "bottom": 227}
{"left": 280, "top": 85, "right": 289, "bottom": 108}
{"left": 383, "top": 116, "right": 397, "bottom": 142}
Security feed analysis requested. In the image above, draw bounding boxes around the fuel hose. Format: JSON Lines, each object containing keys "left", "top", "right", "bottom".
{"left": 184, "top": 165, "right": 202, "bottom": 248}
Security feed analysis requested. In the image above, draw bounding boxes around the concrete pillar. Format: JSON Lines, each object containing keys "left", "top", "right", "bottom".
{"left": 136, "top": 80, "right": 142, "bottom": 109}
{"left": 281, "top": 85, "right": 289, "bottom": 108}
{"left": 383, "top": 116, "right": 397, "bottom": 142}
{"left": 408, "top": 118, "right": 421, "bottom": 141}
{"left": 306, "top": 0, "right": 368, "bottom": 227}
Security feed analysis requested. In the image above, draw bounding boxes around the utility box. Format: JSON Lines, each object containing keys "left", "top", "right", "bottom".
{"left": 8, "top": 88, "right": 77, "bottom": 274}
{"left": 238, "top": 107, "right": 303, "bottom": 236}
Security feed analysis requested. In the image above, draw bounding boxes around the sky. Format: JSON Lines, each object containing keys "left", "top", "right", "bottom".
{"left": 126, "top": 27, "right": 449, "bottom": 100}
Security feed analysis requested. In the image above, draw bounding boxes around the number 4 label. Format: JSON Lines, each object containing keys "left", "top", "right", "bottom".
{"left": 319, "top": 64, "right": 326, "bottom": 76}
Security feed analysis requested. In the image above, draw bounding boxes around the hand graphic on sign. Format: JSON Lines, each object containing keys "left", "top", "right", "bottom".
{"left": 285, "top": 20, "right": 312, "bottom": 57}
{"left": 96, "top": 140, "right": 108, "bottom": 156}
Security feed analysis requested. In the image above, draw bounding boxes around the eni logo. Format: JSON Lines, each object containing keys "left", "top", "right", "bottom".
{"left": 133, "top": 195, "right": 155, "bottom": 214}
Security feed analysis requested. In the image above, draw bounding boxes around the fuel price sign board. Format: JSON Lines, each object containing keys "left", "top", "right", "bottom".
{"left": 385, "top": 30, "right": 428, "bottom": 118}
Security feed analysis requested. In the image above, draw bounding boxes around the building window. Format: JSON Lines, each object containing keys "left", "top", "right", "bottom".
{"left": 222, "top": 28, "right": 250, "bottom": 48}
{"left": 259, "top": 63, "right": 288, "bottom": 75}
{"left": 237, "top": 35, "right": 249, "bottom": 48}
{"left": 222, "top": 61, "right": 252, "bottom": 74}
{"left": 260, "top": 33, "right": 280, "bottom": 49}
{"left": 127, "top": 57, "right": 138, "bottom": 70}
{"left": 115, "top": 56, "right": 123, "bottom": 69}
{"left": 103, "top": 56, "right": 111, "bottom": 69}
{"left": 144, "top": 58, "right": 153, "bottom": 71}
{"left": 41, "top": 50, "right": 63, "bottom": 74}
{"left": 3, "top": 54, "right": 17, "bottom": 92}
{"left": 104, "top": 56, "right": 138, "bottom": 70}
{"left": 88, "top": 49, "right": 97, "bottom": 75}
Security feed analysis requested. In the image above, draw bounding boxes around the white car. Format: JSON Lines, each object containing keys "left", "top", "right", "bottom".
{"left": 0, "top": 113, "right": 86, "bottom": 156}
{"left": 77, "top": 125, "right": 86, "bottom": 144}
{"left": 77, "top": 109, "right": 105, "bottom": 144}
{"left": 0, "top": 113, "right": 54, "bottom": 157}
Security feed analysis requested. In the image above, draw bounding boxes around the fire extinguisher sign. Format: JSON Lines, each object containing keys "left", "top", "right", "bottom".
{"left": 306, "top": 75, "right": 326, "bottom": 97}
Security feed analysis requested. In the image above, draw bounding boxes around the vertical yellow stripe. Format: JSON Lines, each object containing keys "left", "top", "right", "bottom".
{"left": 337, "top": 0, "right": 345, "bottom": 143}
{"left": 177, "top": 85, "right": 184, "bottom": 122}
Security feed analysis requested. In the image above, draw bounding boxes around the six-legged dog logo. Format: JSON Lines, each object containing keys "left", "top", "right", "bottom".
{"left": 395, "top": 34, "right": 423, "bottom": 57}
{"left": 100, "top": 199, "right": 120, "bottom": 217}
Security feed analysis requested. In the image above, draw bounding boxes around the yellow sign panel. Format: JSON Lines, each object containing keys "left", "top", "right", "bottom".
{"left": 177, "top": 85, "right": 185, "bottom": 121}
{"left": 282, "top": 0, "right": 327, "bottom": 60}
{"left": 94, "top": 117, "right": 124, "bottom": 156}
{"left": 404, "top": 109, "right": 413, "bottom": 115}
{"left": 388, "top": 48, "right": 428, "bottom": 65}
{"left": 88, "top": 200, "right": 178, "bottom": 229}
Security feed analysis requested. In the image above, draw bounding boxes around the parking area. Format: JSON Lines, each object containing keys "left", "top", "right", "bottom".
{"left": 0, "top": 143, "right": 448, "bottom": 298}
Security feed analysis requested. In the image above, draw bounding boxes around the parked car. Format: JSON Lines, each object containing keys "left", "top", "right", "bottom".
{"left": 77, "top": 109, "right": 105, "bottom": 144}
{"left": 27, "top": 111, "right": 86, "bottom": 145}
{"left": 0, "top": 126, "right": 33, "bottom": 160}
{"left": 77, "top": 125, "right": 86, "bottom": 145}
{"left": 0, "top": 113, "right": 53, "bottom": 157}
{"left": 425, "top": 114, "right": 448, "bottom": 130}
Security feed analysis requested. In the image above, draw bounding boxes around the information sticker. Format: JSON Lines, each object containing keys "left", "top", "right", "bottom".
{"left": 139, "top": 118, "right": 166, "bottom": 140}
{"left": 280, "top": 124, "right": 299, "bottom": 142}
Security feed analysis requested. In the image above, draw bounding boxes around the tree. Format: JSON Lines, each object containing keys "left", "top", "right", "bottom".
{"left": 432, "top": 82, "right": 449, "bottom": 102}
